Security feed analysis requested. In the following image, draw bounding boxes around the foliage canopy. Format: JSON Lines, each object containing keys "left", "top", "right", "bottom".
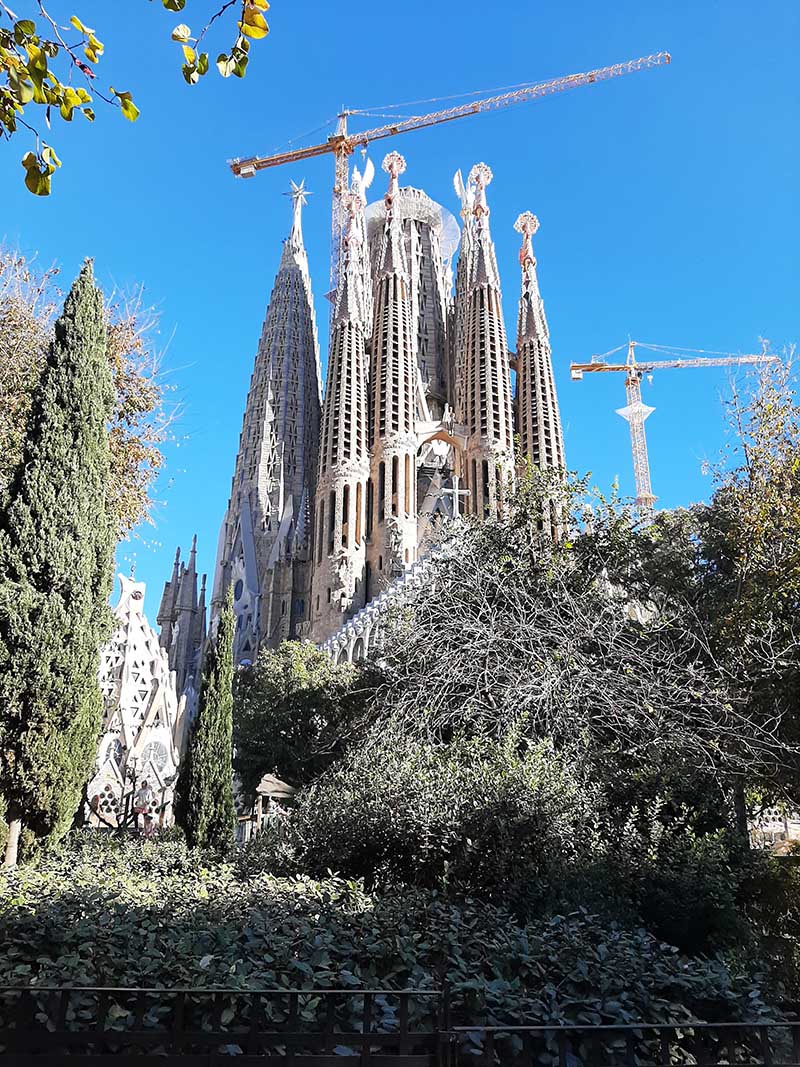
{"left": 233, "top": 640, "right": 371, "bottom": 797}
{"left": 0, "top": 1, "right": 270, "bottom": 194}
{"left": 0, "top": 261, "right": 114, "bottom": 865}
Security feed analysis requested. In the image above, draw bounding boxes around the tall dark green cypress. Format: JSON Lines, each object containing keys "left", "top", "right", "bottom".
{"left": 184, "top": 590, "right": 235, "bottom": 851}
{"left": 0, "top": 262, "right": 114, "bottom": 866}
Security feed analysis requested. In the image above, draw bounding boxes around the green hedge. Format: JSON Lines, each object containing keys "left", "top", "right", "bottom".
{"left": 0, "top": 833, "right": 779, "bottom": 1028}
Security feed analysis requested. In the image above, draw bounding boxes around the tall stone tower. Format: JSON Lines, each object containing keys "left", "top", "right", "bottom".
{"left": 212, "top": 182, "right": 322, "bottom": 661}
{"left": 514, "top": 212, "right": 566, "bottom": 470}
{"left": 212, "top": 154, "right": 567, "bottom": 659}
{"left": 365, "top": 153, "right": 420, "bottom": 597}
{"left": 310, "top": 192, "right": 371, "bottom": 641}
{"left": 458, "top": 163, "right": 515, "bottom": 519}
{"left": 157, "top": 536, "right": 206, "bottom": 695}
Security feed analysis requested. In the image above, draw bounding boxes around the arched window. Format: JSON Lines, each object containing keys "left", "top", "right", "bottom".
{"left": 317, "top": 500, "right": 325, "bottom": 563}
{"left": 378, "top": 462, "right": 386, "bottom": 522}
{"left": 366, "top": 479, "right": 374, "bottom": 537}
{"left": 341, "top": 484, "right": 350, "bottom": 548}
{"left": 328, "top": 490, "right": 335, "bottom": 555}
{"left": 391, "top": 455, "right": 399, "bottom": 516}
{"left": 355, "top": 482, "right": 363, "bottom": 543}
{"left": 404, "top": 454, "right": 411, "bottom": 516}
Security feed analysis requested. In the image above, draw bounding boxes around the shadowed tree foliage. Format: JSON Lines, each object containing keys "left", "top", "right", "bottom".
{"left": 233, "top": 640, "right": 372, "bottom": 796}
{"left": 0, "top": 261, "right": 114, "bottom": 866}
{"left": 183, "top": 591, "right": 235, "bottom": 851}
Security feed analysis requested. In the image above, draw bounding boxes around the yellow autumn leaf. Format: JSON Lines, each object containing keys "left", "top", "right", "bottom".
{"left": 240, "top": 9, "right": 269, "bottom": 39}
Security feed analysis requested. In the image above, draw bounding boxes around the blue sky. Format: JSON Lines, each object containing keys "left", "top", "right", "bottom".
{"left": 2, "top": 0, "right": 797, "bottom": 609}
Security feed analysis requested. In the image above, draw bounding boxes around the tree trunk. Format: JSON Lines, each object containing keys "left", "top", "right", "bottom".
{"left": 733, "top": 781, "right": 750, "bottom": 846}
{"left": 3, "top": 817, "right": 22, "bottom": 868}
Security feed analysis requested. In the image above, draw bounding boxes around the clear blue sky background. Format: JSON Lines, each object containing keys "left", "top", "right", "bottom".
{"left": 2, "top": 0, "right": 797, "bottom": 610}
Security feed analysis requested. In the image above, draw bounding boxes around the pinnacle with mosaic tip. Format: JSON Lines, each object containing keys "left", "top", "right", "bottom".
{"left": 515, "top": 211, "right": 540, "bottom": 266}
{"left": 469, "top": 163, "right": 493, "bottom": 217}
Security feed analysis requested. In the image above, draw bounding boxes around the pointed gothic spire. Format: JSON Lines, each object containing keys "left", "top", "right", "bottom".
{"left": 212, "top": 181, "right": 322, "bottom": 654}
{"left": 362, "top": 152, "right": 420, "bottom": 597}
{"left": 349, "top": 160, "right": 375, "bottom": 336}
{"left": 514, "top": 212, "right": 566, "bottom": 471}
{"left": 457, "top": 161, "right": 515, "bottom": 518}
{"left": 311, "top": 188, "right": 373, "bottom": 640}
{"left": 320, "top": 192, "right": 370, "bottom": 475}
{"left": 333, "top": 194, "right": 365, "bottom": 327}
{"left": 468, "top": 163, "right": 501, "bottom": 292}
{"left": 282, "top": 179, "right": 312, "bottom": 264}
{"left": 376, "top": 151, "right": 409, "bottom": 280}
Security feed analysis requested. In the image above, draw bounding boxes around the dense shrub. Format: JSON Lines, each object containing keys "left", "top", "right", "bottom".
{"left": 293, "top": 738, "right": 594, "bottom": 897}
{"left": 285, "top": 735, "right": 757, "bottom": 954}
{"left": 0, "top": 832, "right": 779, "bottom": 1027}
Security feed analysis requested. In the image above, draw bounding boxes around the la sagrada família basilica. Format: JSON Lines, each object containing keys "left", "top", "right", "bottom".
{"left": 89, "top": 152, "right": 565, "bottom": 825}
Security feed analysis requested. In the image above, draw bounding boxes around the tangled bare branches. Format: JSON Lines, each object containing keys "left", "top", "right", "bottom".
{"left": 373, "top": 481, "right": 795, "bottom": 786}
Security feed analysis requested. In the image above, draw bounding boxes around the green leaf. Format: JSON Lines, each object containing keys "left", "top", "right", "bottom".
{"left": 121, "top": 98, "right": 140, "bottom": 122}
{"left": 42, "top": 143, "right": 61, "bottom": 168}
{"left": 21, "top": 152, "right": 52, "bottom": 196}
{"left": 110, "top": 87, "right": 140, "bottom": 122}
{"left": 216, "top": 53, "right": 236, "bottom": 78}
{"left": 15, "top": 19, "right": 37, "bottom": 36}
{"left": 162, "top": 0, "right": 186, "bottom": 10}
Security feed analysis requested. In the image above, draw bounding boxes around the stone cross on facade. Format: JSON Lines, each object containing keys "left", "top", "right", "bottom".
{"left": 441, "top": 475, "right": 470, "bottom": 519}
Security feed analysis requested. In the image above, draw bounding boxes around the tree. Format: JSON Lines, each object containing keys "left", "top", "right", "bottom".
{"left": 0, "top": 260, "right": 115, "bottom": 866}
{"left": 183, "top": 590, "right": 235, "bottom": 851}
{"left": 1, "top": 1, "right": 270, "bottom": 194}
{"left": 233, "top": 640, "right": 371, "bottom": 797}
{"left": 0, "top": 247, "right": 173, "bottom": 539}
{"left": 377, "top": 470, "right": 783, "bottom": 785}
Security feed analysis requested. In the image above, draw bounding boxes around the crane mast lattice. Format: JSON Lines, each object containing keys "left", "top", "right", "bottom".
{"left": 570, "top": 341, "right": 779, "bottom": 511}
{"left": 229, "top": 52, "right": 671, "bottom": 288}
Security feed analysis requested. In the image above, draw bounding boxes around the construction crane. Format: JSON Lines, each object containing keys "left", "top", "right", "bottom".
{"left": 229, "top": 52, "right": 671, "bottom": 288}
{"left": 570, "top": 340, "right": 779, "bottom": 511}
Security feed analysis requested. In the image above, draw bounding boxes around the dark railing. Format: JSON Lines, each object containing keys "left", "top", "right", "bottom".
{"left": 0, "top": 986, "right": 446, "bottom": 1065}
{"left": 3, "top": 987, "right": 800, "bottom": 1066}
{"left": 443, "top": 1022, "right": 800, "bottom": 1067}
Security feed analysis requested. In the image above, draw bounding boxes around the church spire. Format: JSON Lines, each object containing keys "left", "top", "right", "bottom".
{"left": 365, "top": 152, "right": 419, "bottom": 596}
{"left": 212, "top": 180, "right": 322, "bottom": 658}
{"left": 514, "top": 211, "right": 565, "bottom": 471}
{"left": 459, "top": 162, "right": 515, "bottom": 519}
{"left": 311, "top": 192, "right": 371, "bottom": 640}
{"left": 283, "top": 179, "right": 311, "bottom": 263}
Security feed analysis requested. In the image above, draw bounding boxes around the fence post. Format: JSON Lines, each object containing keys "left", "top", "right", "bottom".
{"left": 363, "top": 992, "right": 374, "bottom": 1066}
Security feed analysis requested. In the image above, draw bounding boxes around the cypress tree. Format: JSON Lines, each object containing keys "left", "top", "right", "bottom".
{"left": 0, "top": 261, "right": 114, "bottom": 866}
{"left": 184, "top": 590, "right": 235, "bottom": 851}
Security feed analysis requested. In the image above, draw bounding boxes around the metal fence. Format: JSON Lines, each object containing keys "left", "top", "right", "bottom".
{"left": 2, "top": 986, "right": 800, "bottom": 1066}
{"left": 443, "top": 1022, "right": 800, "bottom": 1067}
{"left": 0, "top": 986, "right": 447, "bottom": 1065}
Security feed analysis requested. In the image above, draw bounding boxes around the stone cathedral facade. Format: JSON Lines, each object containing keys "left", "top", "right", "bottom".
{"left": 212, "top": 155, "right": 565, "bottom": 661}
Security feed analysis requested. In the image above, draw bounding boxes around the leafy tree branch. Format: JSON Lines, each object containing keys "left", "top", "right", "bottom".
{"left": 0, "top": 0, "right": 270, "bottom": 193}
